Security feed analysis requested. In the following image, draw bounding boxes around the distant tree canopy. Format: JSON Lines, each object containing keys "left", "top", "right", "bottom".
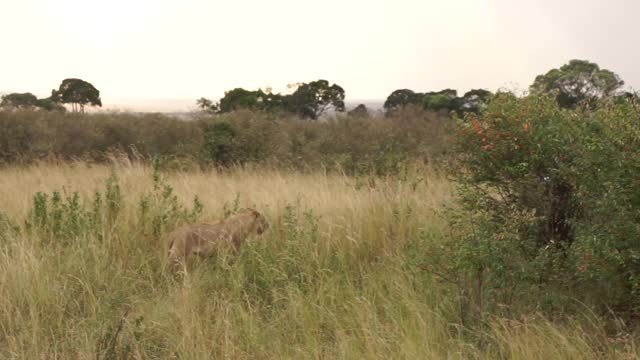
{"left": 0, "top": 92, "right": 38, "bottom": 109}
{"left": 285, "top": 80, "right": 346, "bottom": 120}
{"left": 529, "top": 59, "right": 624, "bottom": 109}
{"left": 1, "top": 92, "right": 65, "bottom": 112}
{"left": 422, "top": 89, "right": 458, "bottom": 112}
{"left": 347, "top": 104, "right": 369, "bottom": 117}
{"left": 51, "top": 78, "right": 102, "bottom": 113}
{"left": 384, "top": 88, "right": 492, "bottom": 115}
{"left": 218, "top": 88, "right": 286, "bottom": 114}
{"left": 383, "top": 89, "right": 423, "bottom": 112}
{"left": 453, "top": 89, "right": 493, "bottom": 115}
{"left": 197, "top": 79, "right": 345, "bottom": 120}
{"left": 35, "top": 97, "right": 66, "bottom": 112}
{"left": 196, "top": 97, "right": 217, "bottom": 114}
{"left": 218, "top": 88, "right": 264, "bottom": 113}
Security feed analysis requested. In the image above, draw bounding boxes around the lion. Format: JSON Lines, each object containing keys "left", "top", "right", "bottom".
{"left": 166, "top": 208, "right": 269, "bottom": 272}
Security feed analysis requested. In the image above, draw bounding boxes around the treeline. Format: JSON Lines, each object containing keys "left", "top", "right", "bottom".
{"left": 1, "top": 59, "right": 638, "bottom": 173}
{"left": 197, "top": 80, "right": 346, "bottom": 120}
{"left": 1, "top": 78, "right": 101, "bottom": 113}
{"left": 195, "top": 80, "right": 492, "bottom": 120}
{"left": 4, "top": 59, "right": 636, "bottom": 119}
{"left": 0, "top": 107, "right": 450, "bottom": 174}
{"left": 197, "top": 59, "right": 637, "bottom": 119}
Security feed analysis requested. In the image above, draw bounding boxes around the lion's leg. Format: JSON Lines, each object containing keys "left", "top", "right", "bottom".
{"left": 167, "top": 244, "right": 188, "bottom": 274}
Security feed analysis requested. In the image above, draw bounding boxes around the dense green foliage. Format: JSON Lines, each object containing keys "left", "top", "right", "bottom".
{"left": 51, "top": 78, "right": 102, "bottom": 113}
{"left": 530, "top": 59, "right": 625, "bottom": 109}
{"left": 383, "top": 88, "right": 493, "bottom": 115}
{"left": 453, "top": 88, "right": 494, "bottom": 115}
{"left": 0, "top": 92, "right": 38, "bottom": 109}
{"left": 423, "top": 93, "right": 640, "bottom": 321}
{"left": 1, "top": 92, "right": 66, "bottom": 112}
{"left": 2, "top": 77, "right": 100, "bottom": 113}
{"left": 286, "top": 79, "right": 346, "bottom": 119}
{"left": 215, "top": 88, "right": 282, "bottom": 113}
{"left": 198, "top": 79, "right": 345, "bottom": 120}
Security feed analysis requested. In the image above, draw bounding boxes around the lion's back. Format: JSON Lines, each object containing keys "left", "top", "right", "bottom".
{"left": 167, "top": 223, "right": 227, "bottom": 255}
{"left": 166, "top": 209, "right": 266, "bottom": 270}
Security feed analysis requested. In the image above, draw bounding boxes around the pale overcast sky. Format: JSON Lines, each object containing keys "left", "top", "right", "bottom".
{"left": 1, "top": 0, "right": 638, "bottom": 111}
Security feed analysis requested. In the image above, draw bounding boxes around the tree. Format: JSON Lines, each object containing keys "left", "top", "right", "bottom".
{"left": 196, "top": 97, "right": 218, "bottom": 113}
{"left": 348, "top": 103, "right": 369, "bottom": 117}
{"left": 0, "top": 92, "right": 38, "bottom": 109}
{"left": 384, "top": 88, "right": 465, "bottom": 114}
{"left": 383, "top": 89, "right": 423, "bottom": 112}
{"left": 0, "top": 93, "right": 65, "bottom": 112}
{"left": 286, "top": 80, "right": 345, "bottom": 120}
{"left": 422, "top": 89, "right": 458, "bottom": 112}
{"left": 529, "top": 59, "right": 624, "bottom": 109}
{"left": 217, "top": 88, "right": 263, "bottom": 113}
{"left": 51, "top": 78, "right": 102, "bottom": 113}
{"left": 212, "top": 88, "right": 285, "bottom": 114}
{"left": 34, "top": 97, "right": 66, "bottom": 112}
{"left": 202, "top": 80, "right": 346, "bottom": 119}
{"left": 453, "top": 89, "right": 493, "bottom": 115}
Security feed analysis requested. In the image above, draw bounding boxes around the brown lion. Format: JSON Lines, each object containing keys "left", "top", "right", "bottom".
{"left": 166, "top": 208, "right": 269, "bottom": 272}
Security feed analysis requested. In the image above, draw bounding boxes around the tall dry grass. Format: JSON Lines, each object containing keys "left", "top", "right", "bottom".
{"left": 0, "top": 162, "right": 636, "bottom": 359}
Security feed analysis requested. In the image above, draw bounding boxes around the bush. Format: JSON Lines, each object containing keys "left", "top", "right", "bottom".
{"left": 0, "top": 108, "right": 453, "bottom": 175}
{"left": 24, "top": 162, "right": 203, "bottom": 247}
{"left": 200, "top": 110, "right": 291, "bottom": 167}
{"left": 424, "top": 93, "right": 640, "bottom": 319}
{"left": 0, "top": 111, "right": 204, "bottom": 164}
{"left": 202, "top": 121, "right": 238, "bottom": 167}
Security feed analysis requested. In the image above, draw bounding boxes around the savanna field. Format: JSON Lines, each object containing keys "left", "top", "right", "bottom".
{"left": 1, "top": 93, "right": 640, "bottom": 359}
{"left": 0, "top": 163, "right": 636, "bottom": 359}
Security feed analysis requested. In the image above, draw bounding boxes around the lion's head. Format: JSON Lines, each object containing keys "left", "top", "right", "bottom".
{"left": 244, "top": 208, "right": 269, "bottom": 235}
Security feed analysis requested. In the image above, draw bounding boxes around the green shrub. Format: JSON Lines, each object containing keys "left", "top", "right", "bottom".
{"left": 202, "top": 121, "right": 238, "bottom": 167}
{"left": 425, "top": 93, "right": 640, "bottom": 319}
{"left": 23, "top": 162, "right": 203, "bottom": 246}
